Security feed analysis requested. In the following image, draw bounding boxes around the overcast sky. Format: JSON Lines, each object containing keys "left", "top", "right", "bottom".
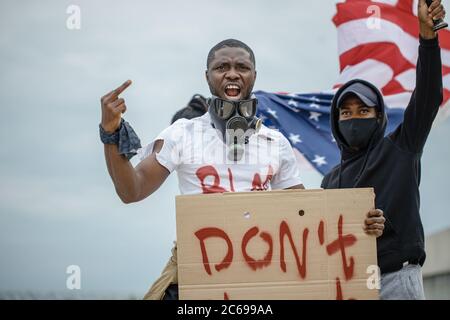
{"left": 1, "top": 0, "right": 449, "bottom": 298}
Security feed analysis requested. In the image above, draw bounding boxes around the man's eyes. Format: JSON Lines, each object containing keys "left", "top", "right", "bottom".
{"left": 214, "top": 64, "right": 227, "bottom": 71}
{"left": 340, "top": 108, "right": 371, "bottom": 117}
{"left": 214, "top": 64, "right": 250, "bottom": 71}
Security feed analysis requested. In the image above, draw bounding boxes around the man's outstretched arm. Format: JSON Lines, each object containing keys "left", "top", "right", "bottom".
{"left": 393, "top": 0, "right": 445, "bottom": 152}
{"left": 101, "top": 80, "right": 170, "bottom": 203}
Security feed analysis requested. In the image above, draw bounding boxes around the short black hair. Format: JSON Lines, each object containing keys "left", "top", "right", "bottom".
{"left": 207, "top": 39, "right": 255, "bottom": 69}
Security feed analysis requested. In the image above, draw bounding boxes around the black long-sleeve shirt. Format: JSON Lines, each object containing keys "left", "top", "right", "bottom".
{"left": 321, "top": 36, "right": 443, "bottom": 274}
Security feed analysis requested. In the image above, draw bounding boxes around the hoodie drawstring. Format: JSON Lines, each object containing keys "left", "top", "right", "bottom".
{"left": 336, "top": 134, "right": 376, "bottom": 189}
{"left": 352, "top": 134, "right": 376, "bottom": 187}
{"left": 337, "top": 145, "right": 344, "bottom": 189}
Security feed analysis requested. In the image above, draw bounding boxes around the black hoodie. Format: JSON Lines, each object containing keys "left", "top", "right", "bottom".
{"left": 321, "top": 36, "right": 443, "bottom": 274}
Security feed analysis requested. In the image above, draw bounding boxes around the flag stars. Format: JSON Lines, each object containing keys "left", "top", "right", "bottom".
{"left": 312, "top": 155, "right": 327, "bottom": 167}
{"left": 309, "top": 111, "right": 321, "bottom": 122}
{"left": 309, "top": 103, "right": 320, "bottom": 109}
{"left": 288, "top": 99, "right": 298, "bottom": 107}
{"left": 289, "top": 133, "right": 302, "bottom": 144}
{"left": 267, "top": 108, "right": 278, "bottom": 119}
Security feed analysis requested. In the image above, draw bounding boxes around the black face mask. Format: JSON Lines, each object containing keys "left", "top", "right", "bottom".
{"left": 338, "top": 118, "right": 378, "bottom": 149}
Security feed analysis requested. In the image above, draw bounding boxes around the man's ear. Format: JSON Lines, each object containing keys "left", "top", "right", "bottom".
{"left": 205, "top": 70, "right": 210, "bottom": 86}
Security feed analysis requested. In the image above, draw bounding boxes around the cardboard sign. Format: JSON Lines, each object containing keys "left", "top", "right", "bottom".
{"left": 176, "top": 188, "right": 379, "bottom": 300}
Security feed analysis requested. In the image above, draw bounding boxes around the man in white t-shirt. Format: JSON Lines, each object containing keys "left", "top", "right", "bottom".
{"left": 99, "top": 39, "right": 385, "bottom": 299}
{"left": 137, "top": 110, "right": 303, "bottom": 195}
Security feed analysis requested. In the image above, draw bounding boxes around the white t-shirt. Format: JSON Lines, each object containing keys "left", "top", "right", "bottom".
{"left": 138, "top": 113, "right": 302, "bottom": 195}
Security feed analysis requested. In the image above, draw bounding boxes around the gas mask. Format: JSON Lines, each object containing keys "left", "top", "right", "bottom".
{"left": 208, "top": 96, "right": 262, "bottom": 161}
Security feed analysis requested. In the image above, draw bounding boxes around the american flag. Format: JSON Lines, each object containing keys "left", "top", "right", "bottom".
{"left": 333, "top": 0, "right": 450, "bottom": 108}
{"left": 256, "top": 0, "right": 450, "bottom": 175}
{"left": 255, "top": 91, "right": 404, "bottom": 175}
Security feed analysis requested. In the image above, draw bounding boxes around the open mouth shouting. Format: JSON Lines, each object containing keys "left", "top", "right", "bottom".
{"left": 224, "top": 83, "right": 242, "bottom": 100}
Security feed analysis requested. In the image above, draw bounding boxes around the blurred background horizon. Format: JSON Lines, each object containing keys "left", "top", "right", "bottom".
{"left": 1, "top": 0, "right": 449, "bottom": 299}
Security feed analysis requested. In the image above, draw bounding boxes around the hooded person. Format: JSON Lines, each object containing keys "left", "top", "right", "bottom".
{"left": 321, "top": 8, "right": 444, "bottom": 299}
